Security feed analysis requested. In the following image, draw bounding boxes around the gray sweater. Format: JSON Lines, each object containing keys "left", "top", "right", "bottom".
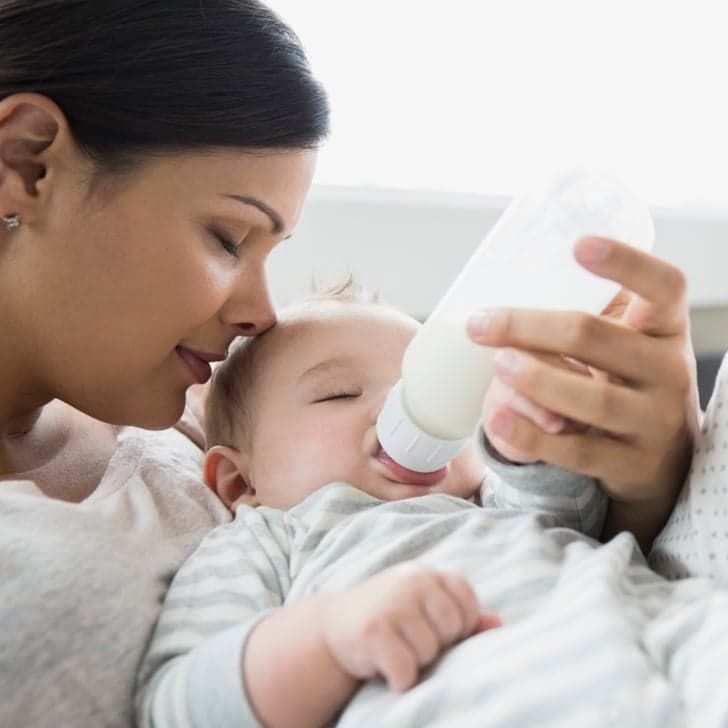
{"left": 0, "top": 426, "right": 229, "bottom": 728}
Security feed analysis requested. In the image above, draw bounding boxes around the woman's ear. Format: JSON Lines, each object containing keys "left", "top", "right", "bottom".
{"left": 204, "top": 445, "right": 258, "bottom": 511}
{"left": 0, "top": 93, "right": 72, "bottom": 222}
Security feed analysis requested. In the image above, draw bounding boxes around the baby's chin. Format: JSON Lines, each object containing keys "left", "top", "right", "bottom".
{"left": 356, "top": 477, "right": 463, "bottom": 503}
{"left": 433, "top": 479, "right": 482, "bottom": 501}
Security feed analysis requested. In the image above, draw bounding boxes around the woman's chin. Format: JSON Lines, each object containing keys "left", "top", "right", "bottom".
{"left": 84, "top": 392, "right": 186, "bottom": 430}
{"left": 131, "top": 402, "right": 186, "bottom": 430}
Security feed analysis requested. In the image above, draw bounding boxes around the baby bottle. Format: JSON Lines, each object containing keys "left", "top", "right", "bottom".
{"left": 376, "top": 169, "right": 656, "bottom": 473}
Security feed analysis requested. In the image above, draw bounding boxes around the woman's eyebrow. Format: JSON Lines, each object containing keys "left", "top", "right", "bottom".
{"left": 223, "top": 194, "right": 285, "bottom": 235}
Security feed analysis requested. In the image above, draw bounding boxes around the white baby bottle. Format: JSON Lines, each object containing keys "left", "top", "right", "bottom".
{"left": 376, "top": 169, "right": 656, "bottom": 473}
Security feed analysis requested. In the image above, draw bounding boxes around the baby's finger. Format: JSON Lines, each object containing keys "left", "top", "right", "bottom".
{"left": 573, "top": 237, "right": 688, "bottom": 336}
{"left": 374, "top": 625, "right": 419, "bottom": 692}
{"left": 397, "top": 612, "right": 441, "bottom": 666}
{"left": 433, "top": 572, "right": 482, "bottom": 639}
{"left": 419, "top": 586, "right": 467, "bottom": 648}
{"left": 475, "top": 612, "right": 502, "bottom": 632}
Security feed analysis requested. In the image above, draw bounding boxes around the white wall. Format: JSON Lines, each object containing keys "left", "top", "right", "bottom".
{"left": 268, "top": 186, "right": 728, "bottom": 339}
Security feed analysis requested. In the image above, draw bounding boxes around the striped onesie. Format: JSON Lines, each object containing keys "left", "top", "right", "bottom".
{"left": 136, "top": 456, "right": 726, "bottom": 728}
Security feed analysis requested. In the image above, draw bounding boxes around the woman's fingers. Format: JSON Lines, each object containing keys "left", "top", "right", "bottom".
{"left": 490, "top": 348, "right": 649, "bottom": 436}
{"left": 483, "top": 406, "right": 659, "bottom": 492}
{"left": 468, "top": 240, "right": 690, "bottom": 382}
{"left": 574, "top": 236, "right": 689, "bottom": 336}
{"left": 470, "top": 307, "right": 663, "bottom": 385}
{"left": 483, "top": 377, "right": 565, "bottom": 437}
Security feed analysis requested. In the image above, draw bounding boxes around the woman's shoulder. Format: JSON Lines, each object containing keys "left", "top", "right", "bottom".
{"left": 94, "top": 423, "right": 230, "bottom": 536}
{"left": 0, "top": 405, "right": 229, "bottom": 728}
{"left": 1, "top": 399, "right": 229, "bottom": 534}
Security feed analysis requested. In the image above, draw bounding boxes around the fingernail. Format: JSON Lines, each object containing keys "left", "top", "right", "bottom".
{"left": 493, "top": 349, "right": 520, "bottom": 375}
{"left": 577, "top": 237, "right": 611, "bottom": 265}
{"left": 467, "top": 310, "right": 496, "bottom": 338}
{"left": 490, "top": 411, "right": 513, "bottom": 439}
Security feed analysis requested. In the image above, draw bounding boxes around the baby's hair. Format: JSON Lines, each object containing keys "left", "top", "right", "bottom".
{"left": 305, "top": 274, "right": 380, "bottom": 304}
{"left": 205, "top": 276, "right": 379, "bottom": 451}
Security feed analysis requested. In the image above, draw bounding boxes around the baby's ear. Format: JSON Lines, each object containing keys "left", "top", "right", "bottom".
{"left": 203, "top": 446, "right": 257, "bottom": 510}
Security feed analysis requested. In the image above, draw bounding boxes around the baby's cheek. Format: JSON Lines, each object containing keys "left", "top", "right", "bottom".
{"left": 449, "top": 446, "right": 486, "bottom": 498}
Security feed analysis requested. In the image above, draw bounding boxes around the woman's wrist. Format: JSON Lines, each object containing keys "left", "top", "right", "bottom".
{"left": 602, "top": 490, "right": 678, "bottom": 555}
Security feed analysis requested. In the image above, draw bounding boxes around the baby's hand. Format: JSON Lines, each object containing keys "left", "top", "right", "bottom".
{"left": 322, "top": 562, "right": 500, "bottom": 692}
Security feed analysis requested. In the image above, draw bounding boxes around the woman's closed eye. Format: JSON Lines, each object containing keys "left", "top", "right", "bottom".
{"left": 211, "top": 228, "right": 244, "bottom": 258}
{"left": 207, "top": 220, "right": 252, "bottom": 258}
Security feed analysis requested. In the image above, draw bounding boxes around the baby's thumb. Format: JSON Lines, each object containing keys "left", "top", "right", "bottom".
{"left": 474, "top": 611, "right": 502, "bottom": 633}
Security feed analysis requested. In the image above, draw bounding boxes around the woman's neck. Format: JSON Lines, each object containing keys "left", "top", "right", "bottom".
{"left": 0, "top": 406, "right": 44, "bottom": 439}
{"left": 0, "top": 365, "right": 53, "bottom": 474}
{"left": 0, "top": 277, "right": 71, "bottom": 478}
{"left": 0, "top": 400, "right": 118, "bottom": 502}
{"left": 0, "top": 364, "right": 47, "bottom": 439}
{"left": 0, "top": 310, "right": 49, "bottom": 439}
{"left": 0, "top": 354, "right": 51, "bottom": 472}
{"left": 0, "top": 403, "right": 58, "bottom": 477}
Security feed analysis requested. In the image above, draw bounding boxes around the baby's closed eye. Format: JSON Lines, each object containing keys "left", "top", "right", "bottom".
{"left": 312, "top": 390, "right": 362, "bottom": 403}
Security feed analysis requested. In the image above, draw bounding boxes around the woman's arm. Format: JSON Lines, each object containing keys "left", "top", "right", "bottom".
{"left": 470, "top": 237, "right": 699, "bottom": 553}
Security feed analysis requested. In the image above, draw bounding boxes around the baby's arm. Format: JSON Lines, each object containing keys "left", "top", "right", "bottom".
{"left": 246, "top": 562, "right": 499, "bottom": 728}
{"left": 478, "top": 429, "right": 607, "bottom": 539}
{"left": 135, "top": 510, "right": 287, "bottom": 728}
{"left": 136, "top": 509, "right": 497, "bottom": 728}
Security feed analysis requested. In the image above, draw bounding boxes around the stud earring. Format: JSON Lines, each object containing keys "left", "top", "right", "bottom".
{"left": 2, "top": 214, "right": 21, "bottom": 231}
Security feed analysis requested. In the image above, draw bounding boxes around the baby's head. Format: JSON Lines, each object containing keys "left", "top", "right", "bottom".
{"left": 204, "top": 281, "right": 484, "bottom": 511}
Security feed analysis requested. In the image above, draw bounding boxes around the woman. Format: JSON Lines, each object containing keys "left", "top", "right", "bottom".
{"left": 0, "top": 1, "right": 697, "bottom": 726}
{"left": 0, "top": 2, "right": 326, "bottom": 726}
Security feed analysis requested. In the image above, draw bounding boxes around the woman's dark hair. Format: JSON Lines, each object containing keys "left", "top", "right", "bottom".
{"left": 0, "top": 0, "right": 329, "bottom": 173}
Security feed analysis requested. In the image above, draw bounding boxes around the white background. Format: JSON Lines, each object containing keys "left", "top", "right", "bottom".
{"left": 265, "top": 2, "right": 728, "bottom": 348}
{"left": 269, "top": 0, "right": 728, "bottom": 208}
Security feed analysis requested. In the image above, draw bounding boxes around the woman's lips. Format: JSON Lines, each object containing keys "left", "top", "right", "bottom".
{"left": 375, "top": 446, "right": 448, "bottom": 486}
{"left": 176, "top": 346, "right": 212, "bottom": 384}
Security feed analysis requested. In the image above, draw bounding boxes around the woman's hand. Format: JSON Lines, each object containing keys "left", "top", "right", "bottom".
{"left": 470, "top": 237, "right": 701, "bottom": 552}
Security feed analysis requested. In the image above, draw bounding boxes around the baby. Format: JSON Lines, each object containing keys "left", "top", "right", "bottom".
{"left": 136, "top": 284, "right": 727, "bottom": 728}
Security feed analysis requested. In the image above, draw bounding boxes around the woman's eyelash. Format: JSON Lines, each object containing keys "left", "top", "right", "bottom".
{"left": 211, "top": 229, "right": 240, "bottom": 258}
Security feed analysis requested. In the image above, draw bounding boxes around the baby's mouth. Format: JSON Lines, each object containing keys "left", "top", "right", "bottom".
{"left": 374, "top": 443, "right": 449, "bottom": 486}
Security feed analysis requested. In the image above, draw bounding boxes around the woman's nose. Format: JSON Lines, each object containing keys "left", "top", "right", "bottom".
{"left": 220, "top": 264, "right": 277, "bottom": 336}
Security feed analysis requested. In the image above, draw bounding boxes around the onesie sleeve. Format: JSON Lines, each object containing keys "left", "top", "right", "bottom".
{"left": 477, "top": 429, "right": 607, "bottom": 538}
{"left": 135, "top": 506, "right": 291, "bottom": 728}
